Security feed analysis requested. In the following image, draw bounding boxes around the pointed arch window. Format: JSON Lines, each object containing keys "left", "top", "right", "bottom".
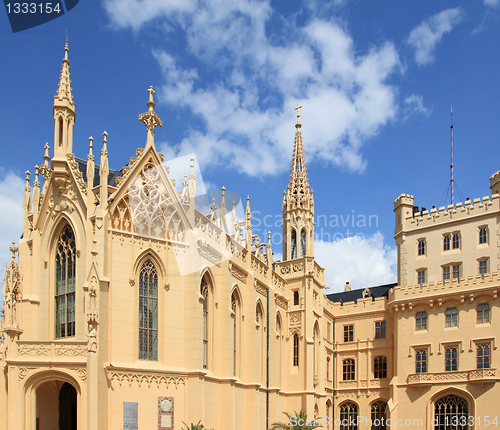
{"left": 301, "top": 229, "right": 306, "bottom": 258}
{"left": 340, "top": 402, "right": 358, "bottom": 430}
{"left": 371, "top": 401, "right": 388, "bottom": 430}
{"left": 201, "top": 276, "right": 210, "bottom": 369}
{"left": 434, "top": 394, "right": 468, "bottom": 430}
{"left": 55, "top": 225, "right": 76, "bottom": 338}
{"left": 139, "top": 260, "right": 158, "bottom": 360}
{"left": 291, "top": 229, "right": 297, "bottom": 259}
{"left": 231, "top": 291, "right": 240, "bottom": 376}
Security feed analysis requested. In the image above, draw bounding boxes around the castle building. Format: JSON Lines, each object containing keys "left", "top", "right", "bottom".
{"left": 0, "top": 42, "right": 498, "bottom": 430}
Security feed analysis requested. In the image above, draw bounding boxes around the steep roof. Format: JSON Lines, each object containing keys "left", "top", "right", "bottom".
{"left": 326, "top": 283, "right": 396, "bottom": 305}
{"left": 75, "top": 157, "right": 123, "bottom": 188}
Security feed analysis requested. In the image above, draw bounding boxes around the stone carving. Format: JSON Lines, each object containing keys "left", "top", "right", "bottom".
{"left": 3, "top": 242, "right": 22, "bottom": 331}
{"left": 229, "top": 264, "right": 247, "bottom": 283}
{"left": 292, "top": 263, "right": 303, "bottom": 272}
{"left": 70, "top": 367, "right": 88, "bottom": 382}
{"left": 255, "top": 282, "right": 267, "bottom": 297}
{"left": 55, "top": 344, "right": 88, "bottom": 357}
{"left": 48, "top": 178, "right": 76, "bottom": 219}
{"left": 18, "top": 367, "right": 36, "bottom": 380}
{"left": 289, "top": 310, "right": 301, "bottom": 336}
{"left": 18, "top": 344, "right": 50, "bottom": 356}
{"left": 108, "top": 371, "right": 186, "bottom": 389}
{"left": 66, "top": 153, "right": 87, "bottom": 195}
{"left": 275, "top": 294, "right": 288, "bottom": 311}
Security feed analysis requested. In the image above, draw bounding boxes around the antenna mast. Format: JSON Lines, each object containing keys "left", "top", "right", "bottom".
{"left": 450, "top": 106, "right": 454, "bottom": 205}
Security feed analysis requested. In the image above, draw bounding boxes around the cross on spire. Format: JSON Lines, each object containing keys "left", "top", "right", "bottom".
{"left": 295, "top": 103, "right": 302, "bottom": 128}
{"left": 139, "top": 85, "right": 163, "bottom": 148}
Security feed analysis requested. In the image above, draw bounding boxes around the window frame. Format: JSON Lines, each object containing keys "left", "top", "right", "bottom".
{"left": 417, "top": 269, "right": 426, "bottom": 286}
{"left": 479, "top": 227, "right": 488, "bottom": 245}
{"left": 374, "top": 356, "right": 387, "bottom": 379}
{"left": 444, "top": 346, "right": 458, "bottom": 371}
{"left": 417, "top": 239, "right": 426, "bottom": 256}
{"left": 479, "top": 258, "right": 489, "bottom": 277}
{"left": 293, "top": 333, "right": 299, "bottom": 367}
{"left": 443, "top": 235, "right": 450, "bottom": 251}
{"left": 445, "top": 307, "right": 458, "bottom": 327}
{"left": 138, "top": 260, "right": 159, "bottom": 361}
{"left": 416, "top": 311, "right": 427, "bottom": 331}
{"left": 477, "top": 303, "right": 490, "bottom": 324}
{"left": 452, "top": 232, "right": 460, "bottom": 250}
{"left": 375, "top": 321, "right": 386, "bottom": 339}
{"left": 477, "top": 343, "right": 491, "bottom": 369}
{"left": 342, "top": 358, "right": 355, "bottom": 381}
{"left": 415, "top": 349, "right": 428, "bottom": 373}
{"left": 343, "top": 324, "right": 354, "bottom": 343}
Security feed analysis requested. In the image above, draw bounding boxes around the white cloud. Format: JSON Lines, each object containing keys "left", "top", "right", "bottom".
{"left": 484, "top": 0, "right": 499, "bottom": 6}
{"left": 403, "top": 94, "right": 432, "bottom": 120}
{"left": 315, "top": 232, "right": 397, "bottom": 292}
{"left": 408, "top": 8, "right": 464, "bottom": 66}
{"left": 104, "top": 0, "right": 401, "bottom": 177}
{"left": 0, "top": 169, "right": 25, "bottom": 298}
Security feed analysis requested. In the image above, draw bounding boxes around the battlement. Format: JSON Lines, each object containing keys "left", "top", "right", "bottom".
{"left": 389, "top": 272, "right": 500, "bottom": 302}
{"left": 401, "top": 193, "right": 499, "bottom": 232}
{"left": 329, "top": 295, "right": 389, "bottom": 316}
{"left": 394, "top": 194, "right": 414, "bottom": 210}
{"left": 490, "top": 170, "right": 500, "bottom": 194}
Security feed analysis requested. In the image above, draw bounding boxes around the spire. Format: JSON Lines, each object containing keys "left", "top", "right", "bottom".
{"left": 53, "top": 39, "right": 76, "bottom": 158}
{"left": 282, "top": 105, "right": 315, "bottom": 261}
{"left": 33, "top": 166, "right": 41, "bottom": 221}
{"left": 23, "top": 171, "right": 31, "bottom": 238}
{"left": 286, "top": 103, "right": 312, "bottom": 210}
{"left": 139, "top": 86, "right": 163, "bottom": 149}
{"left": 87, "top": 136, "right": 95, "bottom": 214}
{"left": 220, "top": 186, "right": 227, "bottom": 234}
{"left": 99, "top": 132, "right": 109, "bottom": 208}
{"left": 245, "top": 196, "right": 252, "bottom": 250}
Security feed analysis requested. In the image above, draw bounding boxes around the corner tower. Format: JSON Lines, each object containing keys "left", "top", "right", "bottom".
{"left": 53, "top": 39, "right": 76, "bottom": 158}
{"left": 282, "top": 104, "right": 315, "bottom": 260}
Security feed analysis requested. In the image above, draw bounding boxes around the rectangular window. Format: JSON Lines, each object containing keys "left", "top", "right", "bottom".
{"left": 293, "top": 290, "right": 299, "bottom": 306}
{"left": 416, "top": 311, "right": 427, "bottom": 330}
{"left": 443, "top": 266, "right": 450, "bottom": 283}
{"left": 445, "top": 346, "right": 458, "bottom": 371}
{"left": 477, "top": 303, "right": 490, "bottom": 323}
{"left": 293, "top": 335, "right": 299, "bottom": 367}
{"left": 375, "top": 321, "right": 386, "bottom": 339}
{"left": 344, "top": 325, "right": 354, "bottom": 342}
{"left": 452, "top": 233, "right": 460, "bottom": 249}
{"left": 452, "top": 264, "right": 460, "bottom": 281}
{"left": 445, "top": 307, "right": 458, "bottom": 327}
{"left": 443, "top": 235, "right": 450, "bottom": 251}
{"left": 477, "top": 344, "right": 491, "bottom": 369}
{"left": 417, "top": 269, "right": 426, "bottom": 286}
{"left": 374, "top": 356, "right": 387, "bottom": 379}
{"left": 479, "top": 227, "right": 487, "bottom": 244}
{"left": 415, "top": 349, "right": 427, "bottom": 373}
{"left": 343, "top": 359, "right": 355, "bottom": 381}
{"left": 479, "top": 259, "right": 488, "bottom": 277}
{"left": 418, "top": 239, "right": 426, "bottom": 256}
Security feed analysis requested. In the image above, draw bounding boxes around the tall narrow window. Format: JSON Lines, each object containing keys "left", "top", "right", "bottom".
{"left": 231, "top": 291, "right": 239, "bottom": 376}
{"left": 139, "top": 260, "right": 158, "bottom": 360}
{"left": 375, "top": 321, "right": 386, "bottom": 339}
{"left": 344, "top": 324, "right": 354, "bottom": 342}
{"left": 452, "top": 233, "right": 460, "bottom": 249}
{"left": 445, "top": 346, "right": 458, "bottom": 371}
{"left": 201, "top": 276, "right": 209, "bottom": 369}
{"left": 55, "top": 225, "right": 76, "bottom": 338}
{"left": 58, "top": 117, "right": 63, "bottom": 147}
{"left": 443, "top": 266, "right": 450, "bottom": 282}
{"left": 479, "top": 259, "right": 488, "bottom": 277}
{"left": 452, "top": 264, "right": 461, "bottom": 281}
{"left": 293, "top": 334, "right": 299, "bottom": 367}
{"left": 327, "top": 357, "right": 331, "bottom": 380}
{"left": 415, "top": 349, "right": 427, "bottom": 373}
{"left": 301, "top": 229, "right": 307, "bottom": 258}
{"left": 371, "top": 401, "right": 388, "bottom": 430}
{"left": 479, "top": 227, "right": 487, "bottom": 244}
{"left": 418, "top": 239, "right": 426, "bottom": 256}
{"left": 343, "top": 359, "right": 355, "bottom": 380}
{"left": 417, "top": 269, "right": 426, "bottom": 285}
{"left": 291, "top": 229, "right": 297, "bottom": 259}
{"left": 443, "top": 235, "right": 450, "bottom": 251}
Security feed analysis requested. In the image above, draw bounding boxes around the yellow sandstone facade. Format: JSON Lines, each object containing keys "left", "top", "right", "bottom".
{"left": 0, "top": 42, "right": 498, "bottom": 430}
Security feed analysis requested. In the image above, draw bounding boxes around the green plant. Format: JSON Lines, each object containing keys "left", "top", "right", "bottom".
{"left": 270, "top": 409, "right": 321, "bottom": 429}
{"left": 182, "top": 420, "right": 205, "bottom": 430}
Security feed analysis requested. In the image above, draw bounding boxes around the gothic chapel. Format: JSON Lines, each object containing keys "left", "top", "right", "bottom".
{"left": 2, "top": 42, "right": 500, "bottom": 430}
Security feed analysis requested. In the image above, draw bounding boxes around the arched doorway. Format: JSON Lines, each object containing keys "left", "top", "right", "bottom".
{"left": 36, "top": 380, "right": 77, "bottom": 430}
{"left": 434, "top": 394, "right": 468, "bottom": 430}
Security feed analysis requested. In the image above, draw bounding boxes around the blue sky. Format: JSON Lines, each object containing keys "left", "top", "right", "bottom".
{"left": 1, "top": 0, "right": 499, "bottom": 292}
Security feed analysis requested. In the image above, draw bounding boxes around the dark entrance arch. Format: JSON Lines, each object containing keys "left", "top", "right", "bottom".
{"left": 434, "top": 394, "right": 469, "bottom": 430}
{"left": 59, "top": 382, "right": 77, "bottom": 430}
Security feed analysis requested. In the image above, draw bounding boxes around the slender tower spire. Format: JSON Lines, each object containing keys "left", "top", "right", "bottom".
{"left": 53, "top": 39, "right": 76, "bottom": 158}
{"left": 282, "top": 104, "right": 315, "bottom": 261}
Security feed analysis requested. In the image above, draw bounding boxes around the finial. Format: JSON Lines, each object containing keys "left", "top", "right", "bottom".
{"left": 34, "top": 165, "right": 40, "bottom": 185}
{"left": 25, "top": 170, "right": 30, "bottom": 184}
{"left": 190, "top": 156, "right": 195, "bottom": 176}
{"left": 43, "top": 143, "right": 50, "bottom": 165}
{"left": 139, "top": 86, "right": 163, "bottom": 148}
{"left": 9, "top": 241, "right": 18, "bottom": 260}
{"left": 295, "top": 103, "right": 302, "bottom": 128}
{"left": 102, "top": 131, "right": 108, "bottom": 152}
{"left": 64, "top": 35, "right": 69, "bottom": 61}
{"left": 221, "top": 186, "right": 226, "bottom": 207}
{"left": 89, "top": 136, "right": 94, "bottom": 155}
